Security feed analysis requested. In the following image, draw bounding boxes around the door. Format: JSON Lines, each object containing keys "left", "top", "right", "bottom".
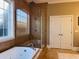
{"left": 49, "top": 16, "right": 73, "bottom": 49}
{"left": 50, "top": 16, "right": 61, "bottom": 48}
{"left": 60, "top": 16, "right": 72, "bottom": 49}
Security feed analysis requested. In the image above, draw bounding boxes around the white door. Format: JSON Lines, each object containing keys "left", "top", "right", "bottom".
{"left": 49, "top": 16, "right": 73, "bottom": 49}
{"left": 60, "top": 16, "right": 72, "bottom": 49}
{"left": 50, "top": 16, "right": 61, "bottom": 48}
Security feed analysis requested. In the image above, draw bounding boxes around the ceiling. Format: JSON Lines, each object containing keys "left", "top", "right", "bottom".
{"left": 26, "top": 0, "right": 79, "bottom": 4}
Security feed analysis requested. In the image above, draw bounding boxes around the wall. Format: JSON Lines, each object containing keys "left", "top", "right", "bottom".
{"left": 14, "top": 0, "right": 30, "bottom": 12}
{"left": 0, "top": 0, "right": 31, "bottom": 52}
{"left": 0, "top": 40, "right": 15, "bottom": 52}
{"left": 30, "top": 3, "right": 41, "bottom": 40}
{"left": 47, "top": 2, "right": 79, "bottom": 47}
{"left": 14, "top": 0, "right": 31, "bottom": 45}
{"left": 30, "top": 3, "right": 41, "bottom": 48}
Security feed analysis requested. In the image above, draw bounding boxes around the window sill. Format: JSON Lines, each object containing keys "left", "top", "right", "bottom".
{"left": 0, "top": 36, "right": 15, "bottom": 42}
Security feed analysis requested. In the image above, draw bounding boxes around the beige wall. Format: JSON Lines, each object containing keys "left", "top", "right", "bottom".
{"left": 47, "top": 2, "right": 79, "bottom": 47}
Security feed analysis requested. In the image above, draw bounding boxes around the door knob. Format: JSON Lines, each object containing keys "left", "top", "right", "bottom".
{"left": 59, "top": 34, "right": 63, "bottom": 36}
{"left": 61, "top": 34, "right": 63, "bottom": 36}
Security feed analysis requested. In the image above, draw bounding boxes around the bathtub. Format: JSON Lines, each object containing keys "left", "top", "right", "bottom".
{"left": 0, "top": 47, "right": 41, "bottom": 59}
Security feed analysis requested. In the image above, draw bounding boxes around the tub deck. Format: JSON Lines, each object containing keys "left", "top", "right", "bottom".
{"left": 0, "top": 47, "right": 40, "bottom": 59}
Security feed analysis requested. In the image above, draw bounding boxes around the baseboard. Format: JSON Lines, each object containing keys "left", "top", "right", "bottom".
{"left": 34, "top": 49, "right": 42, "bottom": 59}
{"left": 47, "top": 45, "right": 79, "bottom": 51}
{"left": 72, "top": 47, "right": 79, "bottom": 51}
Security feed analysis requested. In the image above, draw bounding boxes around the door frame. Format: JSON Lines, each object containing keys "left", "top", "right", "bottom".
{"left": 48, "top": 15, "right": 73, "bottom": 49}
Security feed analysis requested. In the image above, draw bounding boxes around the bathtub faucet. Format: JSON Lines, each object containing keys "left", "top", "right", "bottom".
{"left": 30, "top": 43, "right": 36, "bottom": 51}
{"left": 26, "top": 43, "right": 36, "bottom": 51}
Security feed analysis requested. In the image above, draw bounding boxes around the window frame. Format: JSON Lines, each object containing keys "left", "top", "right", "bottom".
{"left": 0, "top": 0, "right": 15, "bottom": 42}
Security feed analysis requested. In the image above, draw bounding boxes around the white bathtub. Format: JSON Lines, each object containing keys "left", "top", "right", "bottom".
{"left": 0, "top": 47, "right": 40, "bottom": 59}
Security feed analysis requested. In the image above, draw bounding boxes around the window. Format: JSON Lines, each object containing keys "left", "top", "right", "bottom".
{"left": 0, "top": 0, "right": 14, "bottom": 42}
{"left": 16, "top": 9, "right": 29, "bottom": 36}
